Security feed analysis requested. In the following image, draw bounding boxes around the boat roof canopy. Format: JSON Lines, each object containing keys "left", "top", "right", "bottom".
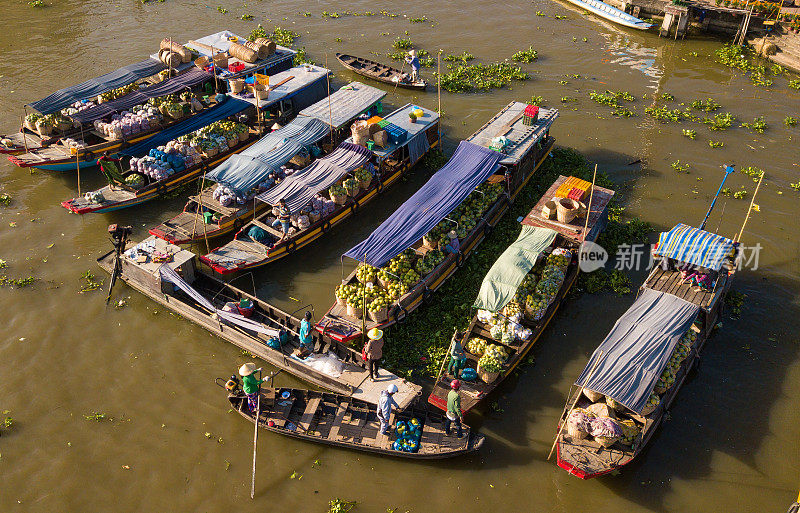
{"left": 28, "top": 58, "right": 168, "bottom": 115}
{"left": 121, "top": 97, "right": 251, "bottom": 158}
{"left": 473, "top": 225, "right": 557, "bottom": 312}
{"left": 466, "top": 102, "right": 558, "bottom": 166}
{"left": 344, "top": 141, "right": 503, "bottom": 267}
{"left": 256, "top": 142, "right": 372, "bottom": 210}
{"left": 365, "top": 104, "right": 439, "bottom": 162}
{"left": 655, "top": 223, "right": 736, "bottom": 271}
{"left": 576, "top": 288, "right": 700, "bottom": 414}
{"left": 205, "top": 117, "right": 331, "bottom": 194}
{"left": 298, "top": 82, "right": 386, "bottom": 129}
{"left": 70, "top": 68, "right": 212, "bottom": 124}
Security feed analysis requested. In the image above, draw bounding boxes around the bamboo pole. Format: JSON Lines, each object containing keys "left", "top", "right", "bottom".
{"left": 20, "top": 112, "right": 29, "bottom": 154}
{"left": 325, "top": 55, "right": 334, "bottom": 147}
{"left": 734, "top": 171, "right": 764, "bottom": 242}
{"left": 189, "top": 174, "right": 204, "bottom": 244}
{"left": 250, "top": 370, "right": 262, "bottom": 499}
{"left": 581, "top": 164, "right": 597, "bottom": 243}
{"left": 547, "top": 350, "right": 604, "bottom": 460}
{"left": 437, "top": 50, "right": 442, "bottom": 149}
{"left": 199, "top": 175, "right": 210, "bottom": 254}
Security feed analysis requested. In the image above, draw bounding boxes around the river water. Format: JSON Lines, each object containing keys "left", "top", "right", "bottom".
{"left": 1, "top": 1, "right": 799, "bottom": 511}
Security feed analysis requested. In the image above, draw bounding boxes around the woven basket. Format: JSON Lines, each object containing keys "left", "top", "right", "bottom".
{"left": 204, "top": 147, "right": 218, "bottom": 158}
{"left": 640, "top": 401, "right": 658, "bottom": 416}
{"left": 254, "top": 38, "right": 277, "bottom": 56}
{"left": 35, "top": 121, "right": 54, "bottom": 137}
{"left": 308, "top": 211, "right": 321, "bottom": 223}
{"left": 229, "top": 79, "right": 245, "bottom": 94}
{"left": 194, "top": 56, "right": 210, "bottom": 70}
{"left": 378, "top": 277, "right": 391, "bottom": 289}
{"left": 358, "top": 176, "right": 372, "bottom": 190}
{"left": 331, "top": 192, "right": 347, "bottom": 205}
{"left": 542, "top": 199, "right": 557, "bottom": 220}
{"left": 24, "top": 119, "right": 37, "bottom": 132}
{"left": 368, "top": 306, "right": 388, "bottom": 323}
{"left": 229, "top": 42, "right": 258, "bottom": 64}
{"left": 227, "top": 137, "right": 239, "bottom": 149}
{"left": 212, "top": 52, "right": 229, "bottom": 69}
{"left": 567, "top": 423, "right": 589, "bottom": 440}
{"left": 422, "top": 236, "right": 438, "bottom": 250}
{"left": 346, "top": 303, "right": 362, "bottom": 319}
{"left": 595, "top": 435, "right": 620, "bottom": 449}
{"left": 336, "top": 295, "right": 346, "bottom": 307}
{"left": 239, "top": 130, "right": 249, "bottom": 143}
{"left": 476, "top": 362, "right": 500, "bottom": 384}
{"left": 556, "top": 198, "right": 582, "bottom": 224}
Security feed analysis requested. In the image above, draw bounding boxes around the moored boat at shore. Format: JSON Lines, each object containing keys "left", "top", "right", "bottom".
{"left": 557, "top": 0, "right": 653, "bottom": 30}
{"left": 428, "top": 175, "right": 616, "bottom": 413}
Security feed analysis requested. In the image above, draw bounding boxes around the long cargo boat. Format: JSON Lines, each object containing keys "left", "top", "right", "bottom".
{"left": 60, "top": 66, "right": 333, "bottom": 214}
{"left": 428, "top": 175, "right": 615, "bottom": 412}
{"left": 98, "top": 235, "right": 421, "bottom": 408}
{"left": 555, "top": 222, "right": 741, "bottom": 479}
{"left": 6, "top": 30, "right": 296, "bottom": 170}
{"left": 150, "top": 82, "right": 387, "bottom": 246}
{"left": 200, "top": 103, "right": 439, "bottom": 274}
{"left": 316, "top": 102, "right": 558, "bottom": 344}
{"left": 221, "top": 382, "right": 484, "bottom": 458}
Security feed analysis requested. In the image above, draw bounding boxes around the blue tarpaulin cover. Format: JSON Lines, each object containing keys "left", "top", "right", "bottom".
{"left": 256, "top": 142, "right": 371, "bottom": 211}
{"left": 655, "top": 223, "right": 735, "bottom": 271}
{"left": 122, "top": 97, "right": 251, "bottom": 158}
{"left": 70, "top": 68, "right": 212, "bottom": 124}
{"left": 204, "top": 117, "right": 330, "bottom": 194}
{"left": 576, "top": 288, "right": 700, "bottom": 414}
{"left": 344, "top": 141, "right": 502, "bottom": 267}
{"left": 29, "top": 58, "right": 167, "bottom": 115}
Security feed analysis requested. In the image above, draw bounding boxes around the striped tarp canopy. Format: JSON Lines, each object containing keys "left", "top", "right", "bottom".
{"left": 655, "top": 223, "right": 735, "bottom": 271}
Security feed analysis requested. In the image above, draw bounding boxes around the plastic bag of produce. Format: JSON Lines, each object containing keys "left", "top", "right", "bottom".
{"left": 301, "top": 351, "right": 344, "bottom": 378}
{"left": 460, "top": 367, "right": 477, "bottom": 381}
{"left": 588, "top": 416, "right": 623, "bottom": 448}
{"left": 566, "top": 408, "right": 593, "bottom": 439}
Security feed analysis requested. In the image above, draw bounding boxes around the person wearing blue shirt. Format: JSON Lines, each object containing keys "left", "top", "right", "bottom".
{"left": 377, "top": 384, "right": 399, "bottom": 434}
{"left": 404, "top": 49, "right": 421, "bottom": 83}
{"left": 299, "top": 311, "right": 314, "bottom": 355}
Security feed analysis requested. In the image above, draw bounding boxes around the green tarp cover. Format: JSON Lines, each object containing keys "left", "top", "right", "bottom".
{"left": 473, "top": 225, "right": 557, "bottom": 312}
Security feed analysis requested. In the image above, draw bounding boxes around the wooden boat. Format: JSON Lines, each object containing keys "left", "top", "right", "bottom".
{"left": 61, "top": 127, "right": 260, "bottom": 214}
{"left": 336, "top": 53, "right": 426, "bottom": 90}
{"left": 98, "top": 235, "right": 421, "bottom": 408}
{"left": 0, "top": 129, "right": 46, "bottom": 155}
{"left": 428, "top": 176, "right": 616, "bottom": 413}
{"left": 200, "top": 104, "right": 439, "bottom": 274}
{"left": 555, "top": 222, "right": 739, "bottom": 479}
{"left": 316, "top": 102, "right": 558, "bottom": 344}
{"left": 559, "top": 0, "right": 653, "bottom": 29}
{"left": 220, "top": 382, "right": 484, "bottom": 458}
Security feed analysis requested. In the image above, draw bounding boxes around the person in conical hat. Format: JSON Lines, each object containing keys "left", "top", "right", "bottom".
{"left": 239, "top": 363, "right": 264, "bottom": 412}
{"left": 404, "top": 49, "right": 421, "bottom": 83}
{"left": 363, "top": 328, "right": 384, "bottom": 382}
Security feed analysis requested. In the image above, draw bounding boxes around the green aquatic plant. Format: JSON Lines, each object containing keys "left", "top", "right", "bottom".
{"left": 682, "top": 129, "right": 697, "bottom": 139}
{"left": 327, "top": 499, "right": 357, "bottom": 513}
{"left": 84, "top": 412, "right": 107, "bottom": 421}
{"left": 716, "top": 43, "right": 754, "bottom": 72}
{"left": 528, "top": 95, "right": 544, "bottom": 106}
{"left": 691, "top": 98, "right": 721, "bottom": 112}
{"left": 240, "top": 13, "right": 254, "bottom": 20}
{"left": 392, "top": 38, "right": 413, "bottom": 50}
{"left": 271, "top": 26, "right": 300, "bottom": 46}
{"left": 659, "top": 92, "right": 675, "bottom": 101}
{"left": 704, "top": 112, "right": 735, "bottom": 131}
{"left": 511, "top": 47, "right": 538, "bottom": 63}
{"left": 645, "top": 105, "right": 691, "bottom": 122}
{"left": 741, "top": 166, "right": 764, "bottom": 182}
{"left": 28, "top": 0, "right": 45, "bottom": 6}
{"left": 216, "top": 6, "right": 227, "bottom": 14}
{"left": 671, "top": 160, "right": 690, "bottom": 173}
{"left": 293, "top": 47, "right": 315, "bottom": 66}
{"left": 789, "top": 79, "right": 800, "bottom": 90}
{"left": 784, "top": 116, "right": 797, "bottom": 127}
{"left": 0, "top": 193, "right": 10, "bottom": 206}
{"left": 708, "top": 140, "right": 724, "bottom": 148}
{"left": 439, "top": 61, "right": 529, "bottom": 93}
{"left": 248, "top": 24, "right": 268, "bottom": 41}
{"left": 613, "top": 106, "right": 635, "bottom": 117}
{"left": 741, "top": 116, "right": 767, "bottom": 133}
{"left": 443, "top": 51, "right": 474, "bottom": 63}
{"left": 301, "top": 11, "right": 312, "bottom": 17}
{"left": 733, "top": 188, "right": 748, "bottom": 199}
{"left": 80, "top": 270, "right": 103, "bottom": 293}
{"left": 409, "top": 15, "right": 428, "bottom": 23}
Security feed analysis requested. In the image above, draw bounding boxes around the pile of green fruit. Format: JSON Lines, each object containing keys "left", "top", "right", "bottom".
{"left": 467, "top": 337, "right": 487, "bottom": 356}
{"left": 386, "top": 281, "right": 407, "bottom": 300}
{"left": 525, "top": 293, "right": 549, "bottom": 320}
{"left": 535, "top": 266, "right": 565, "bottom": 302}
{"left": 356, "top": 264, "right": 378, "bottom": 283}
{"left": 643, "top": 392, "right": 660, "bottom": 414}
{"left": 655, "top": 365, "right": 676, "bottom": 393}
{"left": 343, "top": 177, "right": 360, "bottom": 196}
{"left": 366, "top": 290, "right": 390, "bottom": 313}
{"left": 415, "top": 249, "right": 445, "bottom": 276}
{"left": 478, "top": 343, "right": 507, "bottom": 374}
{"left": 546, "top": 252, "right": 570, "bottom": 271}
{"left": 402, "top": 268, "right": 420, "bottom": 287}
{"left": 99, "top": 82, "right": 139, "bottom": 102}
{"left": 619, "top": 419, "right": 641, "bottom": 446}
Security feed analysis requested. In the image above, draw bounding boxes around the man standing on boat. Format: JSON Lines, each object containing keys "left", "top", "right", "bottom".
{"left": 239, "top": 363, "right": 265, "bottom": 412}
{"left": 404, "top": 50, "right": 421, "bottom": 83}
{"left": 363, "top": 328, "right": 384, "bottom": 381}
{"left": 445, "top": 380, "right": 464, "bottom": 438}
{"left": 299, "top": 311, "right": 314, "bottom": 355}
{"left": 377, "top": 384, "right": 399, "bottom": 435}
{"left": 271, "top": 198, "right": 291, "bottom": 240}
{"left": 446, "top": 332, "right": 466, "bottom": 379}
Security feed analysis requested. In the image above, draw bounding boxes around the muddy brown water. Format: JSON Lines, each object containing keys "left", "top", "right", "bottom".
{"left": 1, "top": 1, "right": 799, "bottom": 511}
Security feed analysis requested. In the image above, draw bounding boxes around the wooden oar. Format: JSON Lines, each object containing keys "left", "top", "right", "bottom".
{"left": 250, "top": 370, "right": 262, "bottom": 499}
{"left": 547, "top": 350, "right": 603, "bottom": 460}
{"left": 734, "top": 170, "right": 763, "bottom": 243}
{"left": 581, "top": 165, "right": 598, "bottom": 243}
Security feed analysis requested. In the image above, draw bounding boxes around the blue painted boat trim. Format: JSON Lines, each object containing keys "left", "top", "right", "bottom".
{"left": 564, "top": 0, "right": 653, "bottom": 29}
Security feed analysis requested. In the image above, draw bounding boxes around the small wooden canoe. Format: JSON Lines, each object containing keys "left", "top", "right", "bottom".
{"left": 221, "top": 383, "right": 484, "bottom": 459}
{"left": 335, "top": 53, "right": 426, "bottom": 90}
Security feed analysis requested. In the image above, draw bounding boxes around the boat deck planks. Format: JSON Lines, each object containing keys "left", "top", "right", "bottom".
{"left": 335, "top": 53, "right": 426, "bottom": 90}
{"left": 645, "top": 267, "right": 726, "bottom": 310}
